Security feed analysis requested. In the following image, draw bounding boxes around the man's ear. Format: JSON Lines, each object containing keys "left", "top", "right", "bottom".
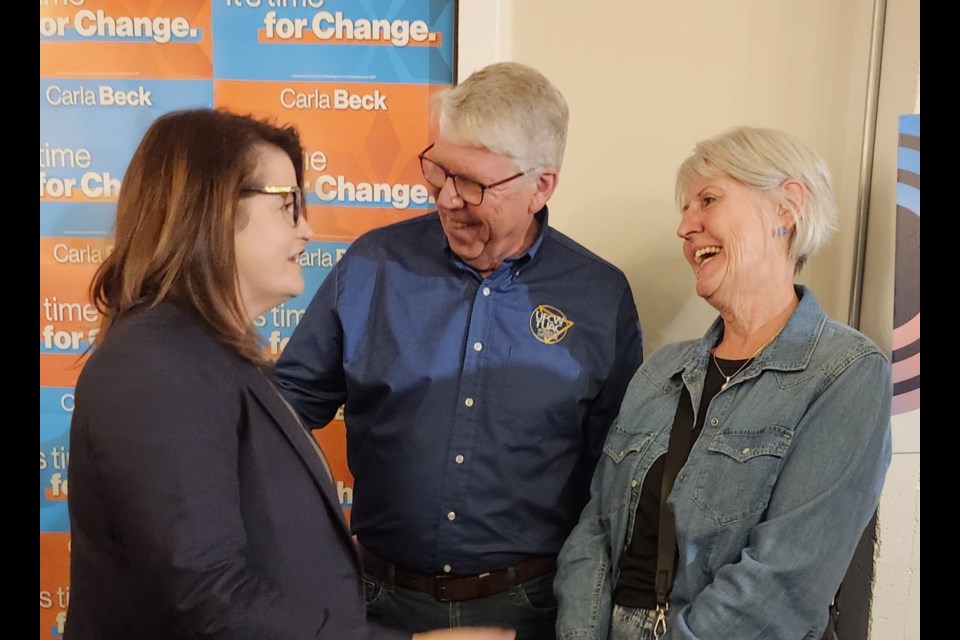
{"left": 528, "top": 168, "right": 559, "bottom": 214}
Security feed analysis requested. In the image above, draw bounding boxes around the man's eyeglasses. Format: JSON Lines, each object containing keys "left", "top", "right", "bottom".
{"left": 418, "top": 143, "right": 535, "bottom": 206}
{"left": 240, "top": 185, "right": 304, "bottom": 227}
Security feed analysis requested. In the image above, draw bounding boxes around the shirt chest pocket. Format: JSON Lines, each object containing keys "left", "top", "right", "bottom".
{"left": 691, "top": 425, "right": 794, "bottom": 525}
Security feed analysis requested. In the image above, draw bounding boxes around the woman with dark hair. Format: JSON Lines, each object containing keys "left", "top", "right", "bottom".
{"left": 65, "top": 108, "right": 513, "bottom": 640}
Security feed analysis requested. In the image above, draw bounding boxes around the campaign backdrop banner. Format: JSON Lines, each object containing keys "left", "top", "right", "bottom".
{"left": 211, "top": 0, "right": 452, "bottom": 84}
{"left": 39, "top": 1, "right": 454, "bottom": 635}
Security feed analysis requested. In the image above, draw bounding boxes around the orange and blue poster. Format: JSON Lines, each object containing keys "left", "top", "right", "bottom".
{"left": 215, "top": 79, "right": 441, "bottom": 241}
{"left": 39, "top": 1, "right": 454, "bottom": 635}
{"left": 210, "top": 1, "right": 451, "bottom": 84}
{"left": 40, "top": 0, "right": 213, "bottom": 79}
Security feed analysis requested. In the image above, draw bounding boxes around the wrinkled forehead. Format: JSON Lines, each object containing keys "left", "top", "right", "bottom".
{"left": 676, "top": 158, "right": 731, "bottom": 206}
{"left": 430, "top": 136, "right": 521, "bottom": 175}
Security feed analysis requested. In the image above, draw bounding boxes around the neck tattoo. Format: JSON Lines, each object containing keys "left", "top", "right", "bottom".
{"left": 712, "top": 332, "right": 780, "bottom": 391}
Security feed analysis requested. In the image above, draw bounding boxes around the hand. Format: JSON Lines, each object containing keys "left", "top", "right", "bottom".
{"left": 413, "top": 628, "right": 515, "bottom": 640}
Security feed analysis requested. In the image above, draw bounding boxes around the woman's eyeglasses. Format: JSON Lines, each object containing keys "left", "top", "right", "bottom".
{"left": 240, "top": 185, "right": 304, "bottom": 227}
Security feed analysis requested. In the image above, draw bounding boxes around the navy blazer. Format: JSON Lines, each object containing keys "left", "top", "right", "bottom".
{"left": 65, "top": 302, "right": 407, "bottom": 640}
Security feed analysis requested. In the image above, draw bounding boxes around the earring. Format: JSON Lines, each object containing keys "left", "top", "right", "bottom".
{"left": 776, "top": 226, "right": 789, "bottom": 238}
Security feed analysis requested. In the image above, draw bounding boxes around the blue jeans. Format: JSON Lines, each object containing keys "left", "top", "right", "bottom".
{"left": 363, "top": 571, "right": 557, "bottom": 640}
{"left": 608, "top": 604, "right": 656, "bottom": 640}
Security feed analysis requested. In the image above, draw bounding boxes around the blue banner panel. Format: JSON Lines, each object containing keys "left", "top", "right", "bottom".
{"left": 40, "top": 388, "right": 75, "bottom": 533}
{"left": 212, "top": 0, "right": 454, "bottom": 84}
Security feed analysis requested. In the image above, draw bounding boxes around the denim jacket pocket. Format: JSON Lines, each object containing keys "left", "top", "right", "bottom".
{"left": 602, "top": 431, "right": 653, "bottom": 464}
{"left": 601, "top": 431, "right": 653, "bottom": 519}
{"left": 692, "top": 425, "right": 794, "bottom": 524}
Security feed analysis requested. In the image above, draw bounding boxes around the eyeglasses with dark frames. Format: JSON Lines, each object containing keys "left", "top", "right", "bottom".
{"left": 240, "top": 185, "right": 304, "bottom": 227}
{"left": 418, "top": 143, "right": 536, "bottom": 206}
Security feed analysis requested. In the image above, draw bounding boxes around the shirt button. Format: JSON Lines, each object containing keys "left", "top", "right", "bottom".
{"left": 464, "top": 397, "right": 474, "bottom": 407}
{"left": 443, "top": 564, "right": 452, "bottom": 573}
{"left": 482, "top": 287, "right": 491, "bottom": 296}
{"left": 710, "top": 417, "right": 719, "bottom": 427}
{"left": 455, "top": 454, "right": 465, "bottom": 464}
{"left": 473, "top": 342, "right": 483, "bottom": 351}
{"left": 631, "top": 479, "right": 638, "bottom": 488}
{"left": 447, "top": 511, "right": 456, "bottom": 521}
{"left": 742, "top": 447, "right": 751, "bottom": 455}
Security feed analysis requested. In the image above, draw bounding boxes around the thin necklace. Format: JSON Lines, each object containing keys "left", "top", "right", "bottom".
{"left": 713, "top": 332, "right": 779, "bottom": 391}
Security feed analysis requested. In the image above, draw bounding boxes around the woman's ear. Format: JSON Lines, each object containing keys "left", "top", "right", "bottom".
{"left": 778, "top": 179, "right": 807, "bottom": 227}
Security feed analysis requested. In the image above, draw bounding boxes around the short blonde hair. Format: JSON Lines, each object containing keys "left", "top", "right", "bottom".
{"left": 675, "top": 126, "right": 837, "bottom": 271}
{"left": 434, "top": 62, "right": 569, "bottom": 170}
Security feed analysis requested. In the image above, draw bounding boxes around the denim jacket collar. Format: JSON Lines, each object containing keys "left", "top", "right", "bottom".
{"left": 675, "top": 285, "right": 826, "bottom": 385}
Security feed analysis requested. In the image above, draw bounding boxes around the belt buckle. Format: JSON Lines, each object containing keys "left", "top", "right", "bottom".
{"left": 435, "top": 571, "right": 493, "bottom": 602}
{"left": 434, "top": 574, "right": 458, "bottom": 602}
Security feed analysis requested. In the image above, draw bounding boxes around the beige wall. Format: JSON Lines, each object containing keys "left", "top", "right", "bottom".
{"left": 858, "top": 0, "right": 921, "bottom": 636}
{"left": 511, "top": 0, "right": 878, "bottom": 350}
{"left": 460, "top": 0, "right": 918, "bottom": 637}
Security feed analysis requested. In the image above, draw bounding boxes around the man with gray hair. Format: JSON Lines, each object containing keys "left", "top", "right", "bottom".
{"left": 275, "top": 62, "right": 644, "bottom": 639}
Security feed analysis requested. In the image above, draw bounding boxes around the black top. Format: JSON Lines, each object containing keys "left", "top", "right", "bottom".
{"left": 613, "top": 356, "right": 749, "bottom": 609}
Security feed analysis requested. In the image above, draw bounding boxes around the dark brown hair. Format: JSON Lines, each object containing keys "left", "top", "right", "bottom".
{"left": 90, "top": 109, "right": 304, "bottom": 363}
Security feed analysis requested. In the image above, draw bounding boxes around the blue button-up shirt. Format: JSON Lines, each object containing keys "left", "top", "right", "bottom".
{"left": 274, "top": 208, "right": 643, "bottom": 574}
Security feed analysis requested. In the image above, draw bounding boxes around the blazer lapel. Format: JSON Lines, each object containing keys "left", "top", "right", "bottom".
{"left": 245, "top": 370, "right": 355, "bottom": 544}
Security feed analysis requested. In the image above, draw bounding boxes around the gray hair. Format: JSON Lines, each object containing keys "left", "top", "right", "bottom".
{"left": 675, "top": 126, "right": 837, "bottom": 271}
{"left": 434, "top": 62, "right": 569, "bottom": 171}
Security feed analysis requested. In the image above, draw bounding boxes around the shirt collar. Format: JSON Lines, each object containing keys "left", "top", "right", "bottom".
{"left": 441, "top": 206, "right": 550, "bottom": 277}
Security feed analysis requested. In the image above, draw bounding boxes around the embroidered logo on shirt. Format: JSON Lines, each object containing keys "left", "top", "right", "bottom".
{"left": 529, "top": 305, "right": 574, "bottom": 344}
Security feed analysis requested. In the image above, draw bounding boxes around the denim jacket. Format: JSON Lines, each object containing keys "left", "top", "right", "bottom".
{"left": 555, "top": 286, "right": 892, "bottom": 640}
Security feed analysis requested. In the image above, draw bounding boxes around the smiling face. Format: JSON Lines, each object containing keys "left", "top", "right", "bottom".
{"left": 423, "top": 137, "right": 556, "bottom": 276}
{"left": 235, "top": 144, "right": 314, "bottom": 320}
{"left": 677, "top": 172, "right": 795, "bottom": 314}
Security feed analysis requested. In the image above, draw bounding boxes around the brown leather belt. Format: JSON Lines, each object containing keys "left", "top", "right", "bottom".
{"left": 358, "top": 542, "right": 556, "bottom": 602}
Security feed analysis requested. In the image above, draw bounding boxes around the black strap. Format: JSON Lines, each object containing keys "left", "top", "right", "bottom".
{"left": 655, "top": 384, "right": 695, "bottom": 608}
{"left": 653, "top": 381, "right": 840, "bottom": 637}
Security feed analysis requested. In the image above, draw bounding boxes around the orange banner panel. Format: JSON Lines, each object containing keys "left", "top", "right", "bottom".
{"left": 39, "top": 533, "right": 72, "bottom": 639}
{"left": 40, "top": 0, "right": 212, "bottom": 79}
